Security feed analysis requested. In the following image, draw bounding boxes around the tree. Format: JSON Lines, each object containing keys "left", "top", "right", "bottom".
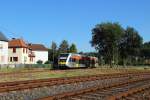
{"left": 48, "top": 49, "right": 53, "bottom": 61}
{"left": 59, "top": 40, "right": 69, "bottom": 53}
{"left": 91, "top": 22, "right": 124, "bottom": 67}
{"left": 141, "top": 42, "right": 150, "bottom": 58}
{"left": 51, "top": 41, "right": 57, "bottom": 51}
{"left": 48, "top": 42, "right": 59, "bottom": 67}
{"left": 51, "top": 41, "right": 57, "bottom": 64}
{"left": 84, "top": 52, "right": 98, "bottom": 57}
{"left": 69, "top": 43, "right": 77, "bottom": 53}
{"left": 141, "top": 42, "right": 150, "bottom": 65}
{"left": 49, "top": 42, "right": 57, "bottom": 61}
{"left": 79, "top": 51, "right": 84, "bottom": 54}
{"left": 119, "top": 27, "right": 143, "bottom": 65}
{"left": 44, "top": 60, "right": 51, "bottom": 64}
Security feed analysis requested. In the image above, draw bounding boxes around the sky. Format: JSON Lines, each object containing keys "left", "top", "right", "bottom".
{"left": 0, "top": 0, "right": 149, "bottom": 52}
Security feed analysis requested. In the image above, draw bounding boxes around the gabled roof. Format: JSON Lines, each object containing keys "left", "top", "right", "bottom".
{"left": 28, "top": 44, "right": 48, "bottom": 51}
{"left": 9, "top": 39, "right": 28, "bottom": 48}
{"left": 0, "top": 32, "right": 8, "bottom": 42}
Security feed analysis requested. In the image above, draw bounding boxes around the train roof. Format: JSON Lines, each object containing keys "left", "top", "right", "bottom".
{"left": 59, "top": 53, "right": 98, "bottom": 59}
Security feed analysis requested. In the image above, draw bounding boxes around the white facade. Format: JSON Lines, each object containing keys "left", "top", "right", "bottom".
{"left": 33, "top": 51, "right": 48, "bottom": 64}
{"left": 0, "top": 41, "right": 8, "bottom": 64}
{"left": 8, "top": 48, "right": 29, "bottom": 64}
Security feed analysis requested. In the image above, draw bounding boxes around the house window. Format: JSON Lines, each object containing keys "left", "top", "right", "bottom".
{"left": 30, "top": 57, "right": 33, "bottom": 62}
{"left": 23, "top": 48, "right": 25, "bottom": 53}
{"left": 13, "top": 48, "right": 16, "bottom": 53}
{"left": 30, "top": 57, "right": 32, "bottom": 62}
{"left": 13, "top": 57, "right": 18, "bottom": 62}
{"left": 10, "top": 57, "right": 13, "bottom": 62}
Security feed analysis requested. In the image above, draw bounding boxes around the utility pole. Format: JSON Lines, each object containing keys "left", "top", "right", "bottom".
{"left": 53, "top": 48, "right": 54, "bottom": 67}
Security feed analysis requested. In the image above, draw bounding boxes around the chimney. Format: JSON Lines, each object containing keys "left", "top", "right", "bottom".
{"left": 12, "top": 38, "right": 16, "bottom": 40}
{"left": 28, "top": 43, "right": 32, "bottom": 46}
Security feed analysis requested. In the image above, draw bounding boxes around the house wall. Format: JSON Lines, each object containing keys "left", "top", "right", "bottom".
{"left": 21, "top": 48, "right": 29, "bottom": 64}
{"left": 33, "top": 51, "right": 48, "bottom": 64}
{"left": 8, "top": 48, "right": 29, "bottom": 64}
{"left": 0, "top": 41, "right": 8, "bottom": 64}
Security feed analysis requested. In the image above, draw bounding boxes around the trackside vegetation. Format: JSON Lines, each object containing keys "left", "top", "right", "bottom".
{"left": 91, "top": 22, "right": 150, "bottom": 67}
{"left": 47, "top": 22, "right": 150, "bottom": 68}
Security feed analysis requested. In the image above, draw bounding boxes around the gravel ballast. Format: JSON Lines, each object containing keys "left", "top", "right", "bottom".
{"left": 0, "top": 75, "right": 146, "bottom": 100}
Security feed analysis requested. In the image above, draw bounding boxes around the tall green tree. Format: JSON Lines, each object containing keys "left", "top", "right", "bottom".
{"left": 59, "top": 40, "right": 69, "bottom": 53}
{"left": 48, "top": 42, "right": 58, "bottom": 61}
{"left": 91, "top": 22, "right": 124, "bottom": 67}
{"left": 119, "top": 27, "right": 143, "bottom": 65}
{"left": 51, "top": 41, "right": 57, "bottom": 51}
{"left": 51, "top": 42, "right": 58, "bottom": 63}
{"left": 141, "top": 42, "right": 150, "bottom": 58}
{"left": 48, "top": 49, "right": 53, "bottom": 61}
{"left": 69, "top": 43, "right": 77, "bottom": 53}
{"left": 48, "top": 42, "right": 59, "bottom": 68}
{"left": 141, "top": 42, "right": 150, "bottom": 65}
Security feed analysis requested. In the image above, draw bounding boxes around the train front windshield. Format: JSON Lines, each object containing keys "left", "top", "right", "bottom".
{"left": 59, "top": 54, "right": 69, "bottom": 65}
{"left": 59, "top": 54, "right": 69, "bottom": 57}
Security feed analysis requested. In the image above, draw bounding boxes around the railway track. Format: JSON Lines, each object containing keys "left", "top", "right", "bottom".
{"left": 62, "top": 78, "right": 150, "bottom": 100}
{"left": 39, "top": 72, "right": 150, "bottom": 100}
{"left": 0, "top": 71, "right": 149, "bottom": 100}
{"left": 121, "top": 86, "right": 150, "bottom": 100}
{"left": 0, "top": 72, "right": 139, "bottom": 92}
{"left": 108, "top": 81, "right": 150, "bottom": 100}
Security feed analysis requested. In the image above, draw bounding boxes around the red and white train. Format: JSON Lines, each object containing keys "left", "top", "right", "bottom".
{"left": 58, "top": 53, "right": 98, "bottom": 68}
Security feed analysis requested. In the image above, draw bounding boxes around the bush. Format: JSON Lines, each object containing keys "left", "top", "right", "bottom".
{"left": 36, "top": 60, "right": 43, "bottom": 64}
{"left": 44, "top": 60, "right": 51, "bottom": 64}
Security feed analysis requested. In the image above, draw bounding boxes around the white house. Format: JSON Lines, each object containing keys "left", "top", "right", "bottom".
{"left": 0, "top": 32, "right": 8, "bottom": 64}
{"left": 8, "top": 39, "right": 35, "bottom": 64}
{"left": 28, "top": 44, "right": 48, "bottom": 64}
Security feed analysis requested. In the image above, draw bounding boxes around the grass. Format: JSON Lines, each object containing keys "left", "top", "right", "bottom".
{"left": 0, "top": 67, "right": 48, "bottom": 73}
{"left": 0, "top": 66, "right": 149, "bottom": 82}
{"left": 0, "top": 67, "right": 23, "bottom": 73}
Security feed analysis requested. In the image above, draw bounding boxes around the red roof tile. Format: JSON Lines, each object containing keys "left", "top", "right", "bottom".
{"left": 9, "top": 39, "right": 27, "bottom": 48}
{"left": 28, "top": 44, "right": 48, "bottom": 51}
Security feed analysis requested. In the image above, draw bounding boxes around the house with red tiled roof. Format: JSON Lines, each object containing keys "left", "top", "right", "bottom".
{"left": 28, "top": 44, "right": 48, "bottom": 64}
{"left": 8, "top": 38, "right": 35, "bottom": 64}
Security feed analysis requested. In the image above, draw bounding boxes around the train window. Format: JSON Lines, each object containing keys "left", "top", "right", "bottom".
{"left": 72, "top": 58, "right": 76, "bottom": 62}
{"left": 79, "top": 59, "right": 84, "bottom": 64}
{"left": 69, "top": 58, "right": 72, "bottom": 62}
{"left": 91, "top": 60, "right": 95, "bottom": 64}
{"left": 60, "top": 54, "right": 69, "bottom": 57}
{"left": 59, "top": 59, "right": 66, "bottom": 62}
